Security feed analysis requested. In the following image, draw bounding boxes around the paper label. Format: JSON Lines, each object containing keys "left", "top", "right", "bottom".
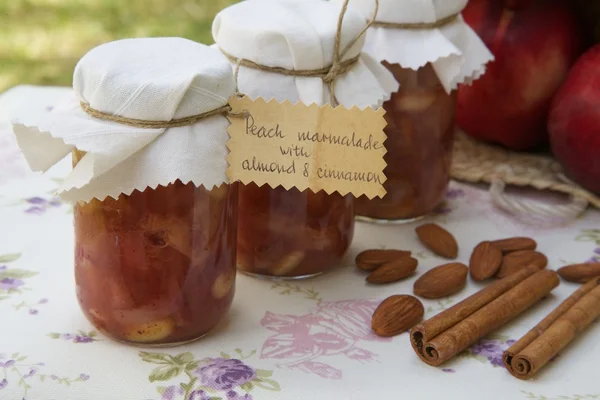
{"left": 226, "top": 96, "right": 387, "bottom": 199}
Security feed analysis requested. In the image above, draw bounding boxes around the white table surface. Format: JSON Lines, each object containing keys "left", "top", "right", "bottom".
{"left": 1, "top": 85, "right": 600, "bottom": 400}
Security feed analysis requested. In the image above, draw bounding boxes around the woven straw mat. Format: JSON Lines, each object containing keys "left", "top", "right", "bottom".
{"left": 451, "top": 131, "right": 600, "bottom": 209}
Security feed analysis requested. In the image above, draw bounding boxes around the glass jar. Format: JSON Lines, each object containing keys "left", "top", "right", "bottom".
{"left": 355, "top": 62, "right": 457, "bottom": 222}
{"left": 236, "top": 184, "right": 355, "bottom": 279}
{"left": 73, "top": 151, "right": 238, "bottom": 346}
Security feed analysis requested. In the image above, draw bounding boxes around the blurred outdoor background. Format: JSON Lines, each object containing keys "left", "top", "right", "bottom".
{"left": 2, "top": 0, "right": 600, "bottom": 94}
{"left": 0, "top": 0, "right": 238, "bottom": 93}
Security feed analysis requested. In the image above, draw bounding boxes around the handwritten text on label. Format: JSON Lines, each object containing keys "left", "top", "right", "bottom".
{"left": 227, "top": 96, "right": 388, "bottom": 199}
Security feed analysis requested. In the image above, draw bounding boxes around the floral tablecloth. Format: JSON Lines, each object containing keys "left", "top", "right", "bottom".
{"left": 1, "top": 85, "right": 600, "bottom": 400}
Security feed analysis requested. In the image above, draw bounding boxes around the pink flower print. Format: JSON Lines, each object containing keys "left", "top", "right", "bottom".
{"left": 343, "top": 347, "right": 377, "bottom": 363}
{"left": 261, "top": 313, "right": 354, "bottom": 360}
{"left": 315, "top": 299, "right": 389, "bottom": 342}
{"left": 260, "top": 299, "right": 385, "bottom": 379}
{"left": 285, "top": 361, "right": 342, "bottom": 380}
{"left": 261, "top": 312, "right": 307, "bottom": 333}
{"left": 261, "top": 332, "right": 317, "bottom": 360}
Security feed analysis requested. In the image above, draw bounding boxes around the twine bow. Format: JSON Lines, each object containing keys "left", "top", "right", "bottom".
{"left": 222, "top": 0, "right": 380, "bottom": 107}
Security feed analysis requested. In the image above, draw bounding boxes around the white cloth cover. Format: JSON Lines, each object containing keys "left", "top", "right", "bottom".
{"left": 338, "top": 0, "right": 494, "bottom": 93}
{"left": 12, "top": 37, "right": 235, "bottom": 203}
{"left": 212, "top": 0, "right": 398, "bottom": 108}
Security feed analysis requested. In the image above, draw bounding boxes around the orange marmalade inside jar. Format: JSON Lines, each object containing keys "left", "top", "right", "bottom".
{"left": 355, "top": 62, "right": 457, "bottom": 222}
{"left": 236, "top": 184, "right": 354, "bottom": 279}
{"left": 73, "top": 151, "right": 238, "bottom": 346}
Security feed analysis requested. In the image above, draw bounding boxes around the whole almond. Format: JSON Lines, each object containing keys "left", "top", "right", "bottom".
{"left": 558, "top": 263, "right": 600, "bottom": 283}
{"left": 496, "top": 250, "right": 548, "bottom": 279}
{"left": 355, "top": 249, "right": 412, "bottom": 271}
{"left": 490, "top": 237, "right": 537, "bottom": 254}
{"left": 366, "top": 257, "right": 418, "bottom": 284}
{"left": 371, "top": 295, "right": 424, "bottom": 337}
{"left": 469, "top": 241, "right": 503, "bottom": 281}
{"left": 415, "top": 223, "right": 458, "bottom": 259}
{"left": 414, "top": 263, "right": 468, "bottom": 299}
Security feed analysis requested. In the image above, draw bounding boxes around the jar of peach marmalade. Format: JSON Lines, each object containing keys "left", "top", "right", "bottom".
{"left": 213, "top": 0, "right": 397, "bottom": 279}
{"left": 13, "top": 38, "right": 238, "bottom": 346}
{"left": 340, "top": 0, "right": 493, "bottom": 222}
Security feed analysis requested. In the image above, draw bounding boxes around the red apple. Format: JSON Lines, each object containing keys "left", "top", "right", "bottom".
{"left": 548, "top": 45, "right": 600, "bottom": 195}
{"left": 457, "top": 0, "right": 583, "bottom": 150}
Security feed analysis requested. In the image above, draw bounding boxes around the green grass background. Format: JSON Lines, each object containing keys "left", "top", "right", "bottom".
{"left": 0, "top": 0, "right": 238, "bottom": 93}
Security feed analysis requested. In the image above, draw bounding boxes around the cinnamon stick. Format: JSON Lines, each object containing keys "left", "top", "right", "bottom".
{"left": 410, "top": 266, "right": 559, "bottom": 366}
{"left": 503, "top": 278, "right": 600, "bottom": 380}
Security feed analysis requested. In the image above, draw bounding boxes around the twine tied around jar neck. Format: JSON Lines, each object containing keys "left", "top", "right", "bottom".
{"left": 220, "top": 0, "right": 380, "bottom": 107}
{"left": 371, "top": 13, "right": 460, "bottom": 30}
{"left": 79, "top": 102, "right": 243, "bottom": 129}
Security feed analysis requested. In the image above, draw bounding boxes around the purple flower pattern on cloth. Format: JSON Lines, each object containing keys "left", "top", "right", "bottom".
{"left": 260, "top": 299, "right": 389, "bottom": 379}
{"left": 14, "top": 298, "right": 48, "bottom": 315}
{"left": 434, "top": 187, "right": 466, "bottom": 216}
{"left": 226, "top": 391, "right": 253, "bottom": 400}
{"left": 48, "top": 331, "right": 98, "bottom": 343}
{"left": 195, "top": 358, "right": 256, "bottom": 391}
{"left": 24, "top": 196, "right": 62, "bottom": 215}
{"left": 0, "top": 352, "right": 89, "bottom": 398}
{"left": 161, "top": 386, "right": 185, "bottom": 400}
{"left": 585, "top": 248, "right": 600, "bottom": 263}
{"left": 446, "top": 188, "right": 466, "bottom": 199}
{"left": 0, "top": 253, "right": 38, "bottom": 301}
{"left": 467, "top": 338, "right": 516, "bottom": 367}
{"left": 141, "top": 351, "right": 279, "bottom": 400}
{"left": 0, "top": 278, "right": 24, "bottom": 290}
{"left": 188, "top": 389, "right": 210, "bottom": 400}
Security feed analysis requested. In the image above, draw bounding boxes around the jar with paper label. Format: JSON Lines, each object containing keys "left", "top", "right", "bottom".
{"left": 340, "top": 0, "right": 493, "bottom": 222}
{"left": 213, "top": 0, "right": 397, "bottom": 279}
{"left": 13, "top": 38, "right": 238, "bottom": 346}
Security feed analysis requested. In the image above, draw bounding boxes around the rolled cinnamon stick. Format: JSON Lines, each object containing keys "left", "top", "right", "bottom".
{"left": 503, "top": 278, "right": 600, "bottom": 379}
{"left": 410, "top": 266, "right": 559, "bottom": 366}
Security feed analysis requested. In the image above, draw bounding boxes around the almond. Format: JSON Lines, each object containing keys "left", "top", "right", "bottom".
{"left": 496, "top": 250, "right": 548, "bottom": 279}
{"left": 557, "top": 263, "right": 600, "bottom": 283}
{"left": 469, "top": 241, "right": 503, "bottom": 281}
{"left": 490, "top": 237, "right": 537, "bottom": 254}
{"left": 355, "top": 249, "right": 412, "bottom": 271}
{"left": 366, "top": 257, "right": 418, "bottom": 284}
{"left": 415, "top": 223, "right": 458, "bottom": 259}
{"left": 414, "top": 262, "right": 468, "bottom": 299}
{"left": 371, "top": 295, "right": 424, "bottom": 337}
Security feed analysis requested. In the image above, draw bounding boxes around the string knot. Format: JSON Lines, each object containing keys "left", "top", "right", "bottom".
{"left": 323, "top": 60, "right": 343, "bottom": 84}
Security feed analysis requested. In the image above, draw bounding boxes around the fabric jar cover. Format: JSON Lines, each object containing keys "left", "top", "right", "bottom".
{"left": 339, "top": 0, "right": 494, "bottom": 93}
{"left": 12, "top": 38, "right": 235, "bottom": 203}
{"left": 212, "top": 0, "right": 399, "bottom": 108}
